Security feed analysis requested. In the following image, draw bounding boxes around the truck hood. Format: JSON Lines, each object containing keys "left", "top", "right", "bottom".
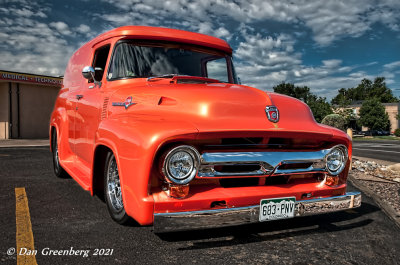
{"left": 108, "top": 81, "right": 333, "bottom": 137}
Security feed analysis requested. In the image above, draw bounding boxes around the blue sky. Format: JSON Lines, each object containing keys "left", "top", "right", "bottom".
{"left": 1, "top": 0, "right": 399, "bottom": 100}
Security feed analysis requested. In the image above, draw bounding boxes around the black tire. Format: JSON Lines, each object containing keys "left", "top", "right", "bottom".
{"left": 52, "top": 131, "right": 68, "bottom": 178}
{"left": 104, "top": 152, "right": 131, "bottom": 224}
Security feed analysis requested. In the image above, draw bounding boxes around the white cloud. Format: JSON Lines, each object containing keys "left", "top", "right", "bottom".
{"left": 14, "top": 8, "right": 34, "bottom": 17}
{"left": 0, "top": 6, "right": 48, "bottom": 18}
{"left": 0, "top": 2, "right": 75, "bottom": 76}
{"left": 76, "top": 24, "right": 91, "bottom": 34}
{"left": 235, "top": 28, "right": 300, "bottom": 70}
{"left": 384, "top": 61, "right": 400, "bottom": 69}
{"left": 236, "top": 59, "right": 374, "bottom": 99}
{"left": 196, "top": 22, "right": 231, "bottom": 41}
{"left": 232, "top": 31, "right": 381, "bottom": 99}
{"left": 49, "top": 21, "right": 72, "bottom": 35}
{"left": 0, "top": 0, "right": 398, "bottom": 97}
{"left": 100, "top": 0, "right": 400, "bottom": 46}
{"left": 322, "top": 60, "right": 342, "bottom": 69}
{"left": 214, "top": 27, "right": 231, "bottom": 40}
{"left": 296, "top": 75, "right": 374, "bottom": 95}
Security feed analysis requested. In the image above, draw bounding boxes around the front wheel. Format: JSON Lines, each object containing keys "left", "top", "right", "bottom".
{"left": 104, "top": 152, "right": 131, "bottom": 224}
{"left": 52, "top": 131, "right": 68, "bottom": 178}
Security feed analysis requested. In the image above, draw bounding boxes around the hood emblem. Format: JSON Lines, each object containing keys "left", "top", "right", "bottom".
{"left": 265, "top": 106, "right": 279, "bottom": 123}
{"left": 112, "top": 96, "right": 136, "bottom": 109}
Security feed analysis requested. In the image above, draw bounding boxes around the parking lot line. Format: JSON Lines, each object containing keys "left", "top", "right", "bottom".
{"left": 15, "top": 187, "right": 38, "bottom": 265}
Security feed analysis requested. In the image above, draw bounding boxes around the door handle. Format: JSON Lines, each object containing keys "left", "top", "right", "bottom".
{"left": 76, "top": 94, "right": 83, "bottom": 100}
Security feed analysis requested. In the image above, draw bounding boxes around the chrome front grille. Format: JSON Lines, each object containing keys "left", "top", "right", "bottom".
{"left": 198, "top": 149, "right": 330, "bottom": 178}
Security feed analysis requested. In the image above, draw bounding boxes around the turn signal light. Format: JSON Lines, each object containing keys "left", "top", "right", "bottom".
{"left": 169, "top": 184, "right": 189, "bottom": 199}
{"left": 325, "top": 176, "right": 339, "bottom": 186}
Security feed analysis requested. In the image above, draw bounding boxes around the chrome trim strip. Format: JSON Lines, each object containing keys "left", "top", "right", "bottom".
{"left": 198, "top": 148, "right": 333, "bottom": 177}
{"left": 153, "top": 192, "right": 361, "bottom": 233}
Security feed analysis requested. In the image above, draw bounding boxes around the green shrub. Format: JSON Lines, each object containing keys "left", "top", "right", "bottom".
{"left": 395, "top": 128, "right": 400, "bottom": 137}
{"left": 321, "top": 114, "right": 346, "bottom": 131}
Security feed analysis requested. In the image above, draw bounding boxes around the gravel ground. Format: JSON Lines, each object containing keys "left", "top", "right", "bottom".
{"left": 351, "top": 158, "right": 400, "bottom": 216}
{"left": 356, "top": 181, "right": 400, "bottom": 213}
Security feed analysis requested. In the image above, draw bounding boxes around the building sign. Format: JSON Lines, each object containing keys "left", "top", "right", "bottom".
{"left": 0, "top": 70, "right": 62, "bottom": 86}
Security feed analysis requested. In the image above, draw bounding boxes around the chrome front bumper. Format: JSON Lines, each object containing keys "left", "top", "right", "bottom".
{"left": 153, "top": 191, "right": 361, "bottom": 233}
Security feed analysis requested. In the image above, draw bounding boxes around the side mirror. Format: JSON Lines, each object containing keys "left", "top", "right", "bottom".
{"left": 82, "top": 66, "right": 101, "bottom": 88}
{"left": 82, "top": 66, "right": 95, "bottom": 80}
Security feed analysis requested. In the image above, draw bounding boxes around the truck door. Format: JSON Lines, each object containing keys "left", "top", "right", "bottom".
{"left": 74, "top": 44, "right": 111, "bottom": 174}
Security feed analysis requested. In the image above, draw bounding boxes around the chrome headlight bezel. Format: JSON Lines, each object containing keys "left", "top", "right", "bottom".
{"left": 162, "top": 145, "right": 200, "bottom": 185}
{"left": 325, "top": 145, "right": 348, "bottom": 176}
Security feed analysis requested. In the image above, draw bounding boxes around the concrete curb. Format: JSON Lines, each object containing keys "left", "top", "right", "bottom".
{"left": 0, "top": 144, "right": 50, "bottom": 148}
{"left": 348, "top": 174, "right": 400, "bottom": 229}
{"left": 0, "top": 140, "right": 49, "bottom": 148}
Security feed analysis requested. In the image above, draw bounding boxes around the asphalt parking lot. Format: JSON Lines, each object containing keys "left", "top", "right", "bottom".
{"left": 353, "top": 140, "right": 400, "bottom": 163}
{"left": 1, "top": 147, "right": 400, "bottom": 265}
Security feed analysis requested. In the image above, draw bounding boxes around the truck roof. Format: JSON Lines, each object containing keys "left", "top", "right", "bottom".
{"left": 88, "top": 25, "right": 232, "bottom": 54}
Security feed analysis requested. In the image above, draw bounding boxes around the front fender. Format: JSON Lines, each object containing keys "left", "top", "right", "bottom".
{"left": 95, "top": 117, "right": 198, "bottom": 225}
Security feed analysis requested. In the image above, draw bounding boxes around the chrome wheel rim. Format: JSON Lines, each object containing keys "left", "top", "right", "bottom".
{"left": 55, "top": 144, "right": 59, "bottom": 169}
{"left": 106, "top": 155, "right": 123, "bottom": 211}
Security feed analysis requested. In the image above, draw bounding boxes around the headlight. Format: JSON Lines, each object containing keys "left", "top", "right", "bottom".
{"left": 325, "top": 145, "right": 348, "bottom": 175}
{"left": 162, "top": 145, "right": 200, "bottom": 185}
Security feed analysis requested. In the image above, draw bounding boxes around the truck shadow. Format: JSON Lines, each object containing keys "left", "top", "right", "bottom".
{"left": 157, "top": 202, "right": 379, "bottom": 249}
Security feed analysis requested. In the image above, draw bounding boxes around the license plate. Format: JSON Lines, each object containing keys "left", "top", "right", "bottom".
{"left": 259, "top": 197, "right": 296, "bottom": 222}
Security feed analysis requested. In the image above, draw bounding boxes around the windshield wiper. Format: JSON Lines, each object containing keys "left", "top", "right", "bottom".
{"left": 146, "top": 74, "right": 184, "bottom": 81}
{"left": 146, "top": 74, "right": 222, "bottom": 84}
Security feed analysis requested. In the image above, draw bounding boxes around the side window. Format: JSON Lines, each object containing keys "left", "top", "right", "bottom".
{"left": 90, "top": 45, "right": 110, "bottom": 82}
{"left": 206, "top": 58, "right": 228, "bottom": 82}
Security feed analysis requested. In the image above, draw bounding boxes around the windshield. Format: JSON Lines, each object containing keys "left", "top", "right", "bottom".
{"left": 107, "top": 41, "right": 236, "bottom": 83}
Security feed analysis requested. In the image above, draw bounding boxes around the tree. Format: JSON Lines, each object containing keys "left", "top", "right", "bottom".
{"left": 273, "top": 82, "right": 332, "bottom": 123}
{"left": 306, "top": 95, "right": 333, "bottom": 123}
{"left": 332, "top": 88, "right": 352, "bottom": 107}
{"left": 273, "top": 82, "right": 311, "bottom": 102}
{"left": 359, "top": 98, "right": 390, "bottom": 131}
{"left": 331, "top": 77, "right": 399, "bottom": 105}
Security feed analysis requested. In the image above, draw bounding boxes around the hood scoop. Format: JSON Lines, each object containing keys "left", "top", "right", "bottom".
{"left": 158, "top": 96, "right": 177, "bottom": 106}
